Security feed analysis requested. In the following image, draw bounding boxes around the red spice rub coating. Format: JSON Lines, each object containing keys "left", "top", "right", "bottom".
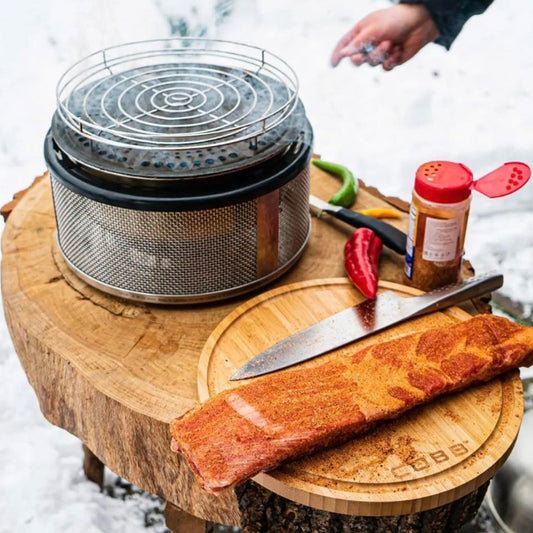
{"left": 170, "top": 315, "right": 533, "bottom": 493}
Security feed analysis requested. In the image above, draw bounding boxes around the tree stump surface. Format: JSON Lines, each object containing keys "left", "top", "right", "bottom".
{"left": 1, "top": 166, "right": 495, "bottom": 529}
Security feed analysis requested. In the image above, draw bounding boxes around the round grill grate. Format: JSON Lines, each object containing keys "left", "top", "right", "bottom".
{"left": 52, "top": 39, "right": 307, "bottom": 179}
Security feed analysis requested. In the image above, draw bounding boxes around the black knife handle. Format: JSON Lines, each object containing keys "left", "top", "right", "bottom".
{"left": 334, "top": 207, "right": 407, "bottom": 255}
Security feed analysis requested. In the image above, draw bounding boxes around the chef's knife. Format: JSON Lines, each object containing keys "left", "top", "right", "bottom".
{"left": 230, "top": 273, "right": 503, "bottom": 381}
{"left": 309, "top": 194, "right": 407, "bottom": 255}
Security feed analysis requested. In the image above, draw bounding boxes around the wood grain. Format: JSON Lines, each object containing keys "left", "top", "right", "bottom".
{"left": 0, "top": 165, "right": 495, "bottom": 526}
{"left": 0, "top": 173, "right": 47, "bottom": 221}
{"left": 198, "top": 279, "right": 523, "bottom": 516}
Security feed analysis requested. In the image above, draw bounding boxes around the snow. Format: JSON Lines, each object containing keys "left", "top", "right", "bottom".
{"left": 0, "top": 0, "right": 532, "bottom": 530}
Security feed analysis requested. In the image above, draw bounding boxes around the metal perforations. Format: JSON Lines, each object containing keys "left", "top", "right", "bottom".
{"left": 279, "top": 167, "right": 311, "bottom": 265}
{"left": 52, "top": 180, "right": 257, "bottom": 296}
{"left": 51, "top": 168, "right": 310, "bottom": 301}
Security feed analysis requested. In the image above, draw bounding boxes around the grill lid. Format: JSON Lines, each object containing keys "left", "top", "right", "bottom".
{"left": 51, "top": 39, "right": 309, "bottom": 180}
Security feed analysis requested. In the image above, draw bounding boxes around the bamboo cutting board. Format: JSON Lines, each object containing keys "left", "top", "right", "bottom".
{"left": 198, "top": 279, "right": 523, "bottom": 516}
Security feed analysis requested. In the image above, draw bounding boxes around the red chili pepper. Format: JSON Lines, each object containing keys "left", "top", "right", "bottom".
{"left": 344, "top": 228, "right": 382, "bottom": 299}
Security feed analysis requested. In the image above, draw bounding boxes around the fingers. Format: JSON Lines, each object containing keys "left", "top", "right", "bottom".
{"left": 349, "top": 40, "right": 391, "bottom": 68}
{"left": 337, "top": 36, "right": 377, "bottom": 67}
{"left": 339, "top": 27, "right": 376, "bottom": 57}
{"left": 331, "top": 24, "right": 361, "bottom": 67}
{"left": 395, "top": 42, "right": 421, "bottom": 66}
{"left": 383, "top": 42, "right": 421, "bottom": 71}
{"left": 331, "top": 20, "right": 405, "bottom": 70}
{"left": 366, "top": 40, "right": 392, "bottom": 66}
{"left": 332, "top": 5, "right": 435, "bottom": 71}
{"left": 350, "top": 53, "right": 367, "bottom": 67}
{"left": 382, "top": 45, "right": 402, "bottom": 71}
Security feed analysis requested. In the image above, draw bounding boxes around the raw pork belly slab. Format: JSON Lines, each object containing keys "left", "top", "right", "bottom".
{"left": 170, "top": 315, "right": 533, "bottom": 493}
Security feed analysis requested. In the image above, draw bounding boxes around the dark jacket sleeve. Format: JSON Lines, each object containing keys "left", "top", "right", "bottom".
{"left": 399, "top": 0, "right": 494, "bottom": 49}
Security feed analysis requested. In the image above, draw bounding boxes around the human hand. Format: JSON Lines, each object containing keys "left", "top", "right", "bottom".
{"left": 331, "top": 4, "right": 440, "bottom": 71}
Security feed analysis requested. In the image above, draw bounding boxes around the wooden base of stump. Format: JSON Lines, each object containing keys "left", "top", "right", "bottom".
{"left": 165, "top": 502, "right": 208, "bottom": 533}
{"left": 235, "top": 481, "right": 489, "bottom": 533}
{"left": 80, "top": 447, "right": 488, "bottom": 532}
{"left": 81, "top": 446, "right": 209, "bottom": 533}
{"left": 82, "top": 445, "right": 104, "bottom": 490}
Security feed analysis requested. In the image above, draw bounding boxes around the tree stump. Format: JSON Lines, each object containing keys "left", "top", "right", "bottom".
{"left": 1, "top": 166, "right": 503, "bottom": 532}
{"left": 235, "top": 480, "right": 490, "bottom": 533}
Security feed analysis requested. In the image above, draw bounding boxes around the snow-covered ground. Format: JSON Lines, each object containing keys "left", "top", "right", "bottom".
{"left": 1, "top": 0, "right": 532, "bottom": 530}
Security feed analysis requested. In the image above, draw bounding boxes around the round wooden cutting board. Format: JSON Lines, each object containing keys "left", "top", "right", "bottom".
{"left": 198, "top": 278, "right": 524, "bottom": 516}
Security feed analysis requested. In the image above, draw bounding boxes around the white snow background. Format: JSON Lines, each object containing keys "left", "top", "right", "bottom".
{"left": 0, "top": 0, "right": 532, "bottom": 531}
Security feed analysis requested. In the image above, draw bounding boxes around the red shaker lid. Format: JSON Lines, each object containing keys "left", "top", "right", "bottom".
{"left": 415, "top": 161, "right": 473, "bottom": 204}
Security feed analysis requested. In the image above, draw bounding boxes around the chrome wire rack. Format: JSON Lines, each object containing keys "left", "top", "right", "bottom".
{"left": 55, "top": 38, "right": 300, "bottom": 152}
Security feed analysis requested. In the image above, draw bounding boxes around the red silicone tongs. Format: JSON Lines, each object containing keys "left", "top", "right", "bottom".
{"left": 471, "top": 162, "right": 531, "bottom": 198}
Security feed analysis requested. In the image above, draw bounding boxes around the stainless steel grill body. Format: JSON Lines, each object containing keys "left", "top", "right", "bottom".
{"left": 45, "top": 39, "right": 313, "bottom": 303}
{"left": 50, "top": 168, "right": 310, "bottom": 303}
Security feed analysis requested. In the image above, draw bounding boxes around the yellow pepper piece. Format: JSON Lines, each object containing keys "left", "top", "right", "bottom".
{"left": 358, "top": 208, "right": 402, "bottom": 219}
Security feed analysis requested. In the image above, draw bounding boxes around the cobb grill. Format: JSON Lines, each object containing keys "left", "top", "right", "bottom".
{"left": 44, "top": 39, "right": 313, "bottom": 303}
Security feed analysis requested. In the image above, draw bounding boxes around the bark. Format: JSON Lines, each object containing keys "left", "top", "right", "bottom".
{"left": 236, "top": 481, "right": 489, "bottom": 533}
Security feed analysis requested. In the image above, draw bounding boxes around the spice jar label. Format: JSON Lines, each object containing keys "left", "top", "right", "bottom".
{"left": 422, "top": 217, "right": 460, "bottom": 262}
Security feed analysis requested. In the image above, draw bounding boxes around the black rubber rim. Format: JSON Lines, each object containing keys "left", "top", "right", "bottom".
{"left": 44, "top": 129, "right": 312, "bottom": 211}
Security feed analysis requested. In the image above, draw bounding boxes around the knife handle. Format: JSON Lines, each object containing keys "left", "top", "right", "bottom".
{"left": 410, "top": 272, "right": 504, "bottom": 316}
{"left": 334, "top": 207, "right": 407, "bottom": 255}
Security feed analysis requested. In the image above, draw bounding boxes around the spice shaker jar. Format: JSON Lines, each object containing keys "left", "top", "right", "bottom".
{"left": 404, "top": 159, "right": 532, "bottom": 291}
{"left": 404, "top": 161, "right": 473, "bottom": 291}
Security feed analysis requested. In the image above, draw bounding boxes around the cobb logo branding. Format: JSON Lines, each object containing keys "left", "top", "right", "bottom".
{"left": 391, "top": 441, "right": 470, "bottom": 478}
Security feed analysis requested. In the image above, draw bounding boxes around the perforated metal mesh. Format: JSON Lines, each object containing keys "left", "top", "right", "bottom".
{"left": 51, "top": 169, "right": 310, "bottom": 301}
{"left": 279, "top": 166, "right": 310, "bottom": 265}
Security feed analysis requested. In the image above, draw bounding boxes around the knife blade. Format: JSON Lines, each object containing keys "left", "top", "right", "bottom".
{"left": 230, "top": 273, "right": 503, "bottom": 380}
{"left": 309, "top": 195, "right": 407, "bottom": 255}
